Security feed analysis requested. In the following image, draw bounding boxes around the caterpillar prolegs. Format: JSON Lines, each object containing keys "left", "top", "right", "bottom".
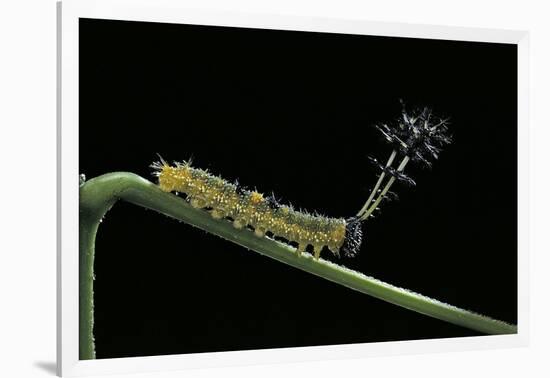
{"left": 152, "top": 159, "right": 364, "bottom": 259}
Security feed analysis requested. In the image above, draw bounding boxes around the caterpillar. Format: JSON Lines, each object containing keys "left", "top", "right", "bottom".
{"left": 152, "top": 158, "right": 364, "bottom": 259}
{"left": 151, "top": 105, "right": 451, "bottom": 260}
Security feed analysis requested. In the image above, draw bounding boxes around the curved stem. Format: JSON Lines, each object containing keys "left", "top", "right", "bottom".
{"left": 79, "top": 172, "right": 517, "bottom": 359}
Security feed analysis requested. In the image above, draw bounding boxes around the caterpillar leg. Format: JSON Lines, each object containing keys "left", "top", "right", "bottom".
{"left": 190, "top": 197, "right": 206, "bottom": 209}
{"left": 210, "top": 209, "right": 224, "bottom": 219}
{"left": 296, "top": 242, "right": 307, "bottom": 256}
{"left": 233, "top": 219, "right": 245, "bottom": 229}
{"left": 313, "top": 245, "right": 323, "bottom": 260}
{"left": 254, "top": 227, "right": 265, "bottom": 238}
{"left": 328, "top": 246, "right": 341, "bottom": 258}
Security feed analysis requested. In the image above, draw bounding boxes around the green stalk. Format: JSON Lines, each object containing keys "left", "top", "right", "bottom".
{"left": 79, "top": 172, "right": 517, "bottom": 359}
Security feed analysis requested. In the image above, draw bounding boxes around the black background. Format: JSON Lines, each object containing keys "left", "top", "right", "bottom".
{"left": 79, "top": 18, "right": 517, "bottom": 359}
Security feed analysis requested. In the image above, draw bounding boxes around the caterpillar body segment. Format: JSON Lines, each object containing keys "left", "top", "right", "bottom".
{"left": 152, "top": 160, "right": 363, "bottom": 259}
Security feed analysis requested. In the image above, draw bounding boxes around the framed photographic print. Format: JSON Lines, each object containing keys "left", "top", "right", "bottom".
{"left": 58, "top": 0, "right": 528, "bottom": 376}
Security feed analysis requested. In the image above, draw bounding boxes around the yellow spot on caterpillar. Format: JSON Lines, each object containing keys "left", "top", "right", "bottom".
{"left": 249, "top": 191, "right": 264, "bottom": 204}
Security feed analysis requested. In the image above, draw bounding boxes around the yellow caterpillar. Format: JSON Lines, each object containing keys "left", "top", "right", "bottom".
{"left": 152, "top": 159, "right": 363, "bottom": 259}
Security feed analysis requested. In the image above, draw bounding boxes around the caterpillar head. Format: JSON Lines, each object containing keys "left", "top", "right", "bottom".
{"left": 151, "top": 159, "right": 193, "bottom": 193}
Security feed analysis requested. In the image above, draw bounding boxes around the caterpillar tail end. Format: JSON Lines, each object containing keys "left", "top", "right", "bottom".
{"left": 342, "top": 217, "right": 364, "bottom": 258}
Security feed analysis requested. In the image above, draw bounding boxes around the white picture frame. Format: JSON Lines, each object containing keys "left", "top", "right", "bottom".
{"left": 57, "top": 0, "right": 529, "bottom": 376}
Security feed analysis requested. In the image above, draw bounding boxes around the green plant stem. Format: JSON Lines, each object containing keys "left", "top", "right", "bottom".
{"left": 79, "top": 172, "right": 517, "bottom": 359}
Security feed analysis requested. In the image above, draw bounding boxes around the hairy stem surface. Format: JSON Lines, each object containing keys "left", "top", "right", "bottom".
{"left": 79, "top": 172, "right": 517, "bottom": 359}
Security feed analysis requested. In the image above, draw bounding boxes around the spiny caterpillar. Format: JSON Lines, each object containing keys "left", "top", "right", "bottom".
{"left": 152, "top": 103, "right": 451, "bottom": 260}
{"left": 152, "top": 158, "right": 364, "bottom": 259}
